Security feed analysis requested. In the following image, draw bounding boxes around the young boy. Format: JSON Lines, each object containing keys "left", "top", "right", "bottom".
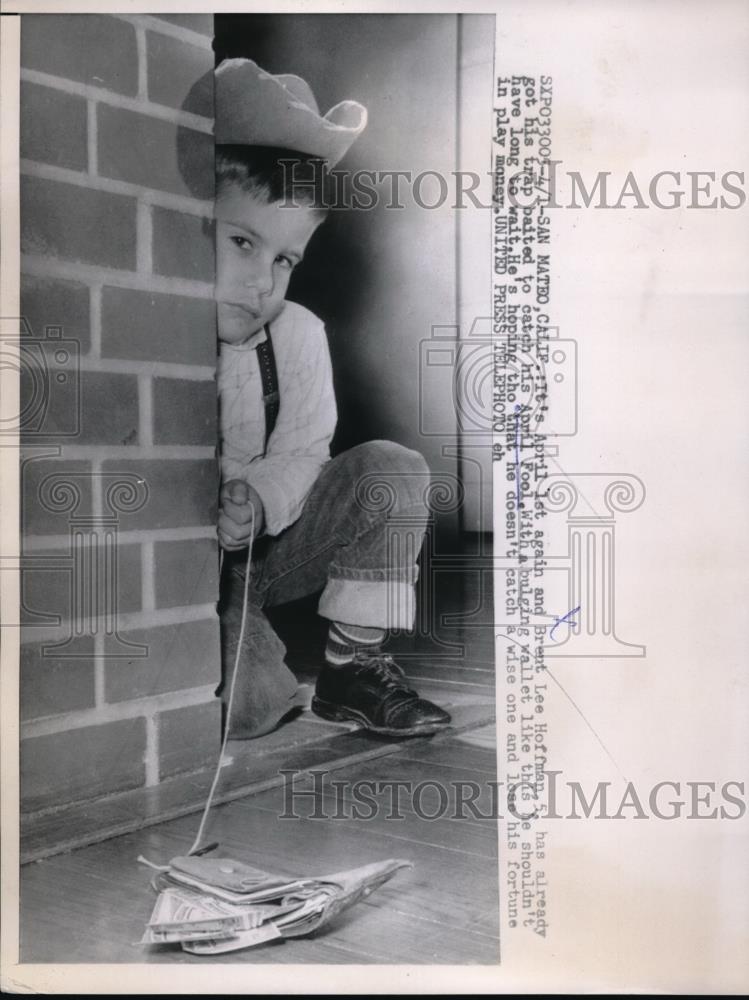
{"left": 214, "top": 58, "right": 451, "bottom": 739}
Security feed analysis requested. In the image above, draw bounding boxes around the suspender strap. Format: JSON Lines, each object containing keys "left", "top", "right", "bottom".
{"left": 255, "top": 323, "right": 280, "bottom": 456}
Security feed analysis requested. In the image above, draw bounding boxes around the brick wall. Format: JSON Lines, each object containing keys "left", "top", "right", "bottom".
{"left": 18, "top": 13, "right": 220, "bottom": 816}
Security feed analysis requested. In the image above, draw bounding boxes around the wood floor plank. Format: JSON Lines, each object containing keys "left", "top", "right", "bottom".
{"left": 404, "top": 661, "right": 495, "bottom": 682}
{"left": 275, "top": 756, "right": 501, "bottom": 834}
{"left": 246, "top": 788, "right": 499, "bottom": 860}
{"left": 394, "top": 740, "right": 498, "bottom": 776}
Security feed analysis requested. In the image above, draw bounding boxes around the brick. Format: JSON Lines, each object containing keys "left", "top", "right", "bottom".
{"left": 97, "top": 105, "right": 214, "bottom": 200}
{"left": 21, "top": 175, "right": 136, "bottom": 270}
{"left": 101, "top": 286, "right": 216, "bottom": 365}
{"left": 20, "top": 81, "right": 88, "bottom": 171}
{"left": 80, "top": 371, "right": 139, "bottom": 446}
{"left": 154, "top": 538, "right": 219, "bottom": 608}
{"left": 110, "top": 543, "right": 142, "bottom": 614}
{"left": 104, "top": 616, "right": 220, "bottom": 702}
{"left": 20, "top": 555, "right": 72, "bottom": 627}
{"left": 152, "top": 377, "right": 216, "bottom": 446}
{"left": 158, "top": 699, "right": 220, "bottom": 780}
{"left": 20, "top": 456, "right": 93, "bottom": 537}
{"left": 147, "top": 31, "right": 214, "bottom": 118}
{"left": 24, "top": 370, "right": 139, "bottom": 446}
{"left": 152, "top": 207, "right": 214, "bottom": 282}
{"left": 20, "top": 638, "right": 96, "bottom": 721}
{"left": 21, "top": 14, "right": 138, "bottom": 96}
{"left": 21, "top": 543, "right": 141, "bottom": 627}
{"left": 21, "top": 275, "right": 91, "bottom": 353}
{"left": 21, "top": 716, "right": 146, "bottom": 812}
{"left": 152, "top": 14, "right": 214, "bottom": 36}
{"left": 100, "top": 458, "right": 219, "bottom": 530}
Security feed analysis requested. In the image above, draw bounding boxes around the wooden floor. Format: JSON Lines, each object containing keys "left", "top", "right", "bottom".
{"left": 21, "top": 724, "right": 499, "bottom": 964}
{"left": 20, "top": 535, "right": 498, "bottom": 964}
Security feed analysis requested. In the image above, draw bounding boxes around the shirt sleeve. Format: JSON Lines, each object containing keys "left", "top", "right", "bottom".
{"left": 242, "top": 317, "right": 337, "bottom": 536}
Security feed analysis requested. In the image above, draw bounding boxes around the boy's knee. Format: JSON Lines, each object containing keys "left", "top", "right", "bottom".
{"left": 344, "top": 440, "right": 430, "bottom": 517}
{"left": 349, "top": 440, "right": 429, "bottom": 478}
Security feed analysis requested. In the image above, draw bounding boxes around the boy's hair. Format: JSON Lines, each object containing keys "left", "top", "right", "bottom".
{"left": 216, "top": 144, "right": 332, "bottom": 214}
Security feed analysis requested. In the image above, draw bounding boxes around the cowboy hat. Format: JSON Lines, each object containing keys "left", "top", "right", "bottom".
{"left": 215, "top": 58, "right": 368, "bottom": 166}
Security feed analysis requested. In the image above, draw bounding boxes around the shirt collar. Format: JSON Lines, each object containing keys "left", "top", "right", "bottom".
{"left": 219, "top": 324, "right": 268, "bottom": 357}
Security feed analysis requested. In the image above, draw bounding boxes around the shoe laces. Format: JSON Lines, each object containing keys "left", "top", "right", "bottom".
{"left": 352, "top": 652, "right": 412, "bottom": 692}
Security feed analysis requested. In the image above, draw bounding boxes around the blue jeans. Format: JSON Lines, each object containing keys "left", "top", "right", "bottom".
{"left": 219, "top": 440, "right": 431, "bottom": 737}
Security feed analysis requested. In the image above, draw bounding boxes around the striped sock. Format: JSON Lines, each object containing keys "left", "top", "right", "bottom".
{"left": 325, "top": 621, "right": 386, "bottom": 667}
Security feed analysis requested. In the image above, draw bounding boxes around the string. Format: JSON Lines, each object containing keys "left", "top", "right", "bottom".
{"left": 186, "top": 507, "right": 254, "bottom": 857}
{"left": 138, "top": 509, "right": 255, "bottom": 869}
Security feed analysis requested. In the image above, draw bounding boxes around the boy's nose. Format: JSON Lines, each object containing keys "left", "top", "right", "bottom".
{"left": 242, "top": 286, "right": 263, "bottom": 314}
{"left": 246, "top": 264, "right": 274, "bottom": 299}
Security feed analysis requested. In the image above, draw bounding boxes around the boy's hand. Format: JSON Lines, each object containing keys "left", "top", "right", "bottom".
{"left": 218, "top": 479, "right": 265, "bottom": 550}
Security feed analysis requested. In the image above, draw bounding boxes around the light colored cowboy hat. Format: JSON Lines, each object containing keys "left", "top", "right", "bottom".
{"left": 215, "top": 58, "right": 368, "bottom": 166}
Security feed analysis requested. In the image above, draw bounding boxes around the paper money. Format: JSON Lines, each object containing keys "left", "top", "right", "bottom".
{"left": 142, "top": 886, "right": 270, "bottom": 944}
{"left": 140, "top": 925, "right": 236, "bottom": 946}
{"left": 140, "top": 856, "right": 412, "bottom": 955}
{"left": 181, "top": 923, "right": 283, "bottom": 955}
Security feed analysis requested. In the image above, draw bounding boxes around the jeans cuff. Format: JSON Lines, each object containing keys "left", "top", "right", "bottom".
{"left": 318, "top": 578, "right": 415, "bottom": 630}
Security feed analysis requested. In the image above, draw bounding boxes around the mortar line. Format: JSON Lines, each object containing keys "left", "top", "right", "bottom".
{"left": 21, "top": 158, "right": 214, "bottom": 217}
{"left": 20, "top": 67, "right": 213, "bottom": 133}
{"left": 86, "top": 99, "right": 98, "bottom": 176}
{"left": 141, "top": 539, "right": 156, "bottom": 612}
{"left": 113, "top": 13, "right": 214, "bottom": 51}
{"left": 144, "top": 713, "right": 160, "bottom": 787}
{"left": 32, "top": 354, "right": 215, "bottom": 380}
{"left": 136, "top": 24, "right": 148, "bottom": 101}
{"left": 20, "top": 602, "right": 219, "bottom": 646}
{"left": 21, "top": 526, "right": 216, "bottom": 551}
{"left": 22, "top": 252, "right": 214, "bottom": 299}
{"left": 137, "top": 372, "right": 154, "bottom": 448}
{"left": 89, "top": 283, "right": 102, "bottom": 358}
{"left": 21, "top": 684, "right": 218, "bottom": 739}
{"left": 136, "top": 201, "right": 153, "bottom": 276}
{"left": 93, "top": 631, "right": 105, "bottom": 708}
{"left": 46, "top": 445, "right": 215, "bottom": 460}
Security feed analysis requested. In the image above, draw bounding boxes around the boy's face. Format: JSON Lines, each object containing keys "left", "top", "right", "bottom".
{"left": 215, "top": 182, "right": 323, "bottom": 345}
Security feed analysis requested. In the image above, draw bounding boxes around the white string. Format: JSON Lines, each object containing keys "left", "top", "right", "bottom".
{"left": 138, "top": 512, "right": 255, "bottom": 869}
{"left": 186, "top": 508, "right": 255, "bottom": 857}
{"left": 136, "top": 856, "right": 170, "bottom": 871}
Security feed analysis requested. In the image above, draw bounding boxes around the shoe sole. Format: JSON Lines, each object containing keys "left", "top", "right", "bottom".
{"left": 311, "top": 696, "right": 450, "bottom": 737}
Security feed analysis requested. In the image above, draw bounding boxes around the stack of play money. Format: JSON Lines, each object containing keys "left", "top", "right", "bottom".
{"left": 140, "top": 855, "right": 411, "bottom": 955}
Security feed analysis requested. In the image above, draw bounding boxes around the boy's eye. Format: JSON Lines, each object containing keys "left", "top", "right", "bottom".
{"left": 275, "top": 255, "right": 294, "bottom": 270}
{"left": 230, "top": 236, "right": 253, "bottom": 251}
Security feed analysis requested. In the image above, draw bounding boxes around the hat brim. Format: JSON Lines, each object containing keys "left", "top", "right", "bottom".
{"left": 216, "top": 58, "right": 368, "bottom": 166}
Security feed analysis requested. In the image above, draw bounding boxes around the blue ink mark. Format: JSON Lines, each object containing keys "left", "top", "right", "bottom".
{"left": 513, "top": 404, "right": 522, "bottom": 510}
{"left": 549, "top": 605, "right": 581, "bottom": 642}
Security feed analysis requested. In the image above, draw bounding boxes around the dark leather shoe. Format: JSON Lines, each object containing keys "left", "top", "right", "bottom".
{"left": 312, "top": 653, "right": 451, "bottom": 736}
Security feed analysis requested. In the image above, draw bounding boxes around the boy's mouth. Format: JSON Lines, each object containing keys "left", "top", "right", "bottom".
{"left": 221, "top": 301, "right": 263, "bottom": 320}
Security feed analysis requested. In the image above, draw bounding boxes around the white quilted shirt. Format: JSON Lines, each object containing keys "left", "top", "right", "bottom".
{"left": 217, "top": 301, "right": 337, "bottom": 536}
